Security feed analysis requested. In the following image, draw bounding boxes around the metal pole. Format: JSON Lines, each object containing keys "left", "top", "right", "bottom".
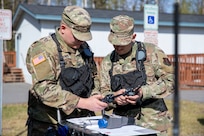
{"left": 173, "top": 2, "right": 180, "bottom": 136}
{"left": 0, "top": 39, "right": 3, "bottom": 136}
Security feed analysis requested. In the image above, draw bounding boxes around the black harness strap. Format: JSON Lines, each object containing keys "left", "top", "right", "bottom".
{"left": 51, "top": 33, "right": 66, "bottom": 70}
{"left": 136, "top": 41, "right": 147, "bottom": 85}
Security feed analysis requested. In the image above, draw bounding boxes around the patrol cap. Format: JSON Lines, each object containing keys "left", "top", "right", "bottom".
{"left": 62, "top": 6, "right": 92, "bottom": 41}
{"left": 108, "top": 15, "right": 134, "bottom": 46}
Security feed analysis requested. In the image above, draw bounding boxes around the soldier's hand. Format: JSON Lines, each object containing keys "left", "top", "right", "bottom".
{"left": 77, "top": 95, "right": 108, "bottom": 112}
{"left": 127, "top": 88, "right": 143, "bottom": 105}
{"left": 114, "top": 89, "right": 129, "bottom": 105}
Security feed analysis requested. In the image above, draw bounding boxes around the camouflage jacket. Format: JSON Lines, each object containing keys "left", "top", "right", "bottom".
{"left": 26, "top": 29, "right": 100, "bottom": 124}
{"left": 99, "top": 42, "right": 174, "bottom": 131}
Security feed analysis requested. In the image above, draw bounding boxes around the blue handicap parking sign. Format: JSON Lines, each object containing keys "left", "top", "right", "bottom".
{"left": 148, "top": 16, "right": 154, "bottom": 24}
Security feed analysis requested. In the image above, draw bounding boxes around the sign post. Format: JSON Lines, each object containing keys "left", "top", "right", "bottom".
{"left": 0, "top": 9, "right": 12, "bottom": 136}
{"left": 144, "top": 4, "right": 158, "bottom": 45}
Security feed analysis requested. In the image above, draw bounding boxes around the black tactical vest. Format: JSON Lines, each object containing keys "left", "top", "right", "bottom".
{"left": 109, "top": 41, "right": 147, "bottom": 116}
{"left": 51, "top": 34, "right": 96, "bottom": 98}
{"left": 109, "top": 41, "right": 147, "bottom": 92}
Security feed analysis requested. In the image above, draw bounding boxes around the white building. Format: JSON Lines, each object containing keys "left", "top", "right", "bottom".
{"left": 12, "top": 3, "right": 204, "bottom": 84}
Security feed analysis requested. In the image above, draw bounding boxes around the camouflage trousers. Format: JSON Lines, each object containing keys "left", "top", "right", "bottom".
{"left": 155, "top": 130, "right": 168, "bottom": 136}
{"left": 136, "top": 110, "right": 172, "bottom": 136}
{"left": 26, "top": 118, "right": 58, "bottom": 136}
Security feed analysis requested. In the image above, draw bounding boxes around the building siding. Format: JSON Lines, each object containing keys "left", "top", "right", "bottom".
{"left": 12, "top": 4, "right": 204, "bottom": 84}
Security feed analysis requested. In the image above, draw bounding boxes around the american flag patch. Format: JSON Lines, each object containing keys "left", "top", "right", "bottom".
{"left": 32, "top": 54, "right": 46, "bottom": 66}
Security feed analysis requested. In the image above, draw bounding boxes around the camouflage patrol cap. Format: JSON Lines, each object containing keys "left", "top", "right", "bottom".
{"left": 108, "top": 15, "right": 134, "bottom": 46}
{"left": 62, "top": 6, "right": 92, "bottom": 41}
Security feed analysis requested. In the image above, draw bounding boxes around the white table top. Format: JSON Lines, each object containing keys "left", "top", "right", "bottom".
{"left": 66, "top": 115, "right": 159, "bottom": 136}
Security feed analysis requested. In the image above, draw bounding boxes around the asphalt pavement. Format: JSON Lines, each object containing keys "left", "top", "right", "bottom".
{"left": 2, "top": 82, "right": 204, "bottom": 104}
{"left": 2, "top": 83, "right": 30, "bottom": 104}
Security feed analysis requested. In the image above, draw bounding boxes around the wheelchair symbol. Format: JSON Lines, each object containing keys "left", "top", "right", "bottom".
{"left": 148, "top": 16, "right": 154, "bottom": 24}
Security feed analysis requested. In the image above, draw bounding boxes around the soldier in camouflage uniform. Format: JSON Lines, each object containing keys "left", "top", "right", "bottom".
{"left": 100, "top": 15, "right": 174, "bottom": 136}
{"left": 26, "top": 6, "right": 107, "bottom": 136}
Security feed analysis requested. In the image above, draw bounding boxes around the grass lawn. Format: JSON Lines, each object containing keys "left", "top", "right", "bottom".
{"left": 166, "top": 100, "right": 204, "bottom": 136}
{"left": 2, "top": 100, "right": 204, "bottom": 136}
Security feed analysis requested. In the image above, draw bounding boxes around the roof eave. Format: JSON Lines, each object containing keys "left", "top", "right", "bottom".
{"left": 12, "top": 4, "right": 204, "bottom": 29}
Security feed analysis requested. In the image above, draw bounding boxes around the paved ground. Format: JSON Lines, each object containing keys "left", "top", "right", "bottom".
{"left": 2, "top": 82, "right": 204, "bottom": 104}
{"left": 2, "top": 83, "right": 31, "bottom": 104}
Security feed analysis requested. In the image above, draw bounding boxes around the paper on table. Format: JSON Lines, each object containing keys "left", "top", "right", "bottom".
{"left": 67, "top": 116, "right": 159, "bottom": 136}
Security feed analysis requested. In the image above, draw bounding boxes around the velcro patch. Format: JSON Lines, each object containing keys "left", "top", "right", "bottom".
{"left": 32, "top": 53, "right": 46, "bottom": 66}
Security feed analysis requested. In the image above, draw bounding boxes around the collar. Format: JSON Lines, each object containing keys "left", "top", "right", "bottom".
{"left": 115, "top": 42, "right": 137, "bottom": 63}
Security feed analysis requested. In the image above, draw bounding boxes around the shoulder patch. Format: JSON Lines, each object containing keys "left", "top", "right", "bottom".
{"left": 32, "top": 53, "right": 46, "bottom": 66}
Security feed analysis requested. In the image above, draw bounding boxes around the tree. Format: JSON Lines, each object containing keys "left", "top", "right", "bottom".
{"left": 93, "top": 0, "right": 106, "bottom": 9}
{"left": 202, "top": 0, "right": 204, "bottom": 14}
{"left": 180, "top": 0, "right": 204, "bottom": 14}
